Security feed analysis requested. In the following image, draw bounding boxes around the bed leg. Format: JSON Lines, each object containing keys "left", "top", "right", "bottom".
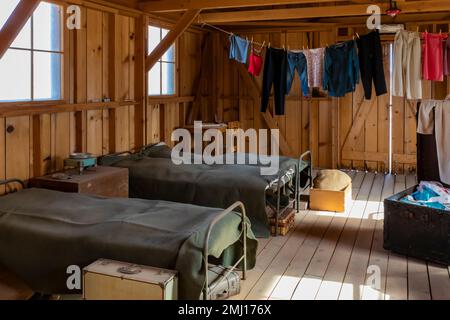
{"left": 242, "top": 220, "right": 247, "bottom": 281}
{"left": 294, "top": 167, "right": 300, "bottom": 213}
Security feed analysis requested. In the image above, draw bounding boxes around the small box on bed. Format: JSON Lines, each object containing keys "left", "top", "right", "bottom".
{"left": 384, "top": 186, "right": 450, "bottom": 265}
{"left": 309, "top": 183, "right": 352, "bottom": 212}
{"left": 83, "top": 259, "right": 178, "bottom": 300}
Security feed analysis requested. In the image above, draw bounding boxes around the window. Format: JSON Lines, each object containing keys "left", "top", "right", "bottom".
{"left": 0, "top": 1, "right": 62, "bottom": 102}
{"left": 148, "top": 25, "right": 176, "bottom": 96}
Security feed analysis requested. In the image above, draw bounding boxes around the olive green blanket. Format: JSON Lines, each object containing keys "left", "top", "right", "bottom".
{"left": 0, "top": 189, "right": 257, "bottom": 300}
{"left": 100, "top": 146, "right": 307, "bottom": 238}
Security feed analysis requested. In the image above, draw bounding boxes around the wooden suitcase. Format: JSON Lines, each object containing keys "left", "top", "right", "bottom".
{"left": 268, "top": 208, "right": 295, "bottom": 236}
{"left": 31, "top": 166, "right": 129, "bottom": 198}
{"left": 83, "top": 259, "right": 178, "bottom": 300}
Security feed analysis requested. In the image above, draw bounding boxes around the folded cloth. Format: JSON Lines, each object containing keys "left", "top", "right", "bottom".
{"left": 417, "top": 100, "right": 450, "bottom": 184}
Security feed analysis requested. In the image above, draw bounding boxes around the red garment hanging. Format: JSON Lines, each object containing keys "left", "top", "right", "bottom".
{"left": 248, "top": 51, "right": 263, "bottom": 76}
{"left": 422, "top": 31, "right": 448, "bottom": 82}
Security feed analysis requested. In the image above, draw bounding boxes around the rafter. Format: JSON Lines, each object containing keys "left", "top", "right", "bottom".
{"left": 0, "top": 0, "right": 40, "bottom": 60}
{"left": 146, "top": 9, "right": 201, "bottom": 72}
{"left": 138, "top": 0, "right": 351, "bottom": 13}
{"left": 199, "top": 1, "right": 450, "bottom": 23}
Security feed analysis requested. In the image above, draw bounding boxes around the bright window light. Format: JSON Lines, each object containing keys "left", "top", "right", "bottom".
{"left": 148, "top": 25, "right": 176, "bottom": 96}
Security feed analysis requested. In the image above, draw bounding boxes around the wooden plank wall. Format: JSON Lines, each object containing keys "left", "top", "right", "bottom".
{"left": 145, "top": 30, "right": 204, "bottom": 146}
{"left": 0, "top": 2, "right": 204, "bottom": 193}
{"left": 212, "top": 30, "right": 337, "bottom": 168}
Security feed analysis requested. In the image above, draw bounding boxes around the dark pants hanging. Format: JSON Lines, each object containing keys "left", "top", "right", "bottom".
{"left": 357, "top": 30, "right": 387, "bottom": 100}
{"left": 261, "top": 48, "right": 287, "bottom": 116}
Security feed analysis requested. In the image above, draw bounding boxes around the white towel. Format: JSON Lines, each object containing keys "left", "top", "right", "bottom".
{"left": 417, "top": 100, "right": 450, "bottom": 184}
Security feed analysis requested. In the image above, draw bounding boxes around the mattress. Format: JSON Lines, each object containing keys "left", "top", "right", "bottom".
{"left": 0, "top": 188, "right": 257, "bottom": 300}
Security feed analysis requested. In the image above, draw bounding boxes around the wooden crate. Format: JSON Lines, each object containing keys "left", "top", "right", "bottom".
{"left": 83, "top": 259, "right": 178, "bottom": 300}
{"left": 30, "top": 166, "right": 129, "bottom": 198}
{"left": 310, "top": 183, "right": 352, "bottom": 212}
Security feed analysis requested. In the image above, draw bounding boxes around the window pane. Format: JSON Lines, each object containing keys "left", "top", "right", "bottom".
{"left": 163, "top": 44, "right": 175, "bottom": 62}
{"left": 10, "top": 20, "right": 31, "bottom": 49}
{"left": 1, "top": 0, "right": 31, "bottom": 49}
{"left": 148, "top": 63, "right": 161, "bottom": 95}
{"left": 148, "top": 26, "right": 160, "bottom": 54}
{"left": 33, "top": 52, "right": 62, "bottom": 100}
{"left": 33, "top": 2, "right": 62, "bottom": 51}
{"left": 0, "top": 49, "right": 31, "bottom": 101}
{"left": 162, "top": 62, "right": 175, "bottom": 95}
{"left": 0, "top": 0, "right": 20, "bottom": 29}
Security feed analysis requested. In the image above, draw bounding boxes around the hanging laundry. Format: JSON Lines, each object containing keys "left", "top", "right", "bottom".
{"left": 248, "top": 43, "right": 264, "bottom": 77}
{"left": 417, "top": 100, "right": 450, "bottom": 185}
{"left": 393, "top": 30, "right": 422, "bottom": 100}
{"left": 356, "top": 30, "right": 387, "bottom": 100}
{"left": 422, "top": 31, "right": 448, "bottom": 82}
{"left": 323, "top": 40, "right": 360, "bottom": 98}
{"left": 229, "top": 35, "right": 249, "bottom": 64}
{"left": 444, "top": 37, "right": 450, "bottom": 76}
{"left": 302, "top": 48, "right": 325, "bottom": 90}
{"left": 286, "top": 51, "right": 309, "bottom": 97}
{"left": 261, "top": 47, "right": 288, "bottom": 116}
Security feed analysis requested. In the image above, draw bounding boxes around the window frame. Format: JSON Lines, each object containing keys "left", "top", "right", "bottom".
{"left": 0, "top": 0, "right": 66, "bottom": 106}
{"left": 147, "top": 21, "right": 178, "bottom": 98}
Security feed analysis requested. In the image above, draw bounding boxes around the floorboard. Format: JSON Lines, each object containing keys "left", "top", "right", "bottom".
{"left": 239, "top": 172, "right": 450, "bottom": 301}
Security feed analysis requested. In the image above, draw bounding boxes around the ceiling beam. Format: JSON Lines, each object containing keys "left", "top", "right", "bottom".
{"left": 146, "top": 9, "right": 201, "bottom": 72}
{"left": 199, "top": 1, "right": 450, "bottom": 23}
{"left": 139, "top": 0, "right": 351, "bottom": 12}
{"left": 0, "top": 0, "right": 40, "bottom": 60}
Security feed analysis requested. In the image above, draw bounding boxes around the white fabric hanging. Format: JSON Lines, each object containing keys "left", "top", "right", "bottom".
{"left": 417, "top": 100, "right": 450, "bottom": 184}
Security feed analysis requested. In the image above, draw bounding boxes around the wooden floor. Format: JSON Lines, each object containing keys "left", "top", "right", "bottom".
{"left": 231, "top": 171, "right": 450, "bottom": 300}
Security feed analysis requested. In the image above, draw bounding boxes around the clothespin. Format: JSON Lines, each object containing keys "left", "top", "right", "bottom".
{"left": 416, "top": 26, "right": 419, "bottom": 32}
{"left": 268, "top": 42, "right": 271, "bottom": 48}
{"left": 356, "top": 32, "right": 360, "bottom": 39}
{"left": 262, "top": 41, "right": 266, "bottom": 48}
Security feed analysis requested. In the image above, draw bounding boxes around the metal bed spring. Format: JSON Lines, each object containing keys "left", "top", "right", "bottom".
{"left": 203, "top": 201, "right": 247, "bottom": 301}
{"left": 268, "top": 150, "right": 312, "bottom": 236}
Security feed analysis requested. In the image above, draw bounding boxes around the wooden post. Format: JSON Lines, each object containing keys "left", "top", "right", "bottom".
{"left": 145, "top": 9, "right": 201, "bottom": 72}
{"left": 0, "top": 0, "right": 40, "bottom": 59}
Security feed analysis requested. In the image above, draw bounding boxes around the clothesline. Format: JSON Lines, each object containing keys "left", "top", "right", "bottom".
{"left": 199, "top": 21, "right": 327, "bottom": 51}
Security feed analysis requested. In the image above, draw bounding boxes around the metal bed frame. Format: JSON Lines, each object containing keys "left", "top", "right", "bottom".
{"left": 202, "top": 201, "right": 247, "bottom": 300}
{"left": 0, "top": 179, "right": 248, "bottom": 301}
{"left": 100, "top": 145, "right": 313, "bottom": 237}
{"left": 267, "top": 150, "right": 312, "bottom": 236}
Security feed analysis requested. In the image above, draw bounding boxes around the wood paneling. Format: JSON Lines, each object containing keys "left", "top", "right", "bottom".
{"left": 0, "top": 2, "right": 205, "bottom": 193}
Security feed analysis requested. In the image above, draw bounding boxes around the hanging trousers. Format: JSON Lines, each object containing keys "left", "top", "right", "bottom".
{"left": 357, "top": 30, "right": 387, "bottom": 100}
{"left": 393, "top": 30, "right": 422, "bottom": 100}
{"left": 286, "top": 51, "right": 309, "bottom": 97}
{"left": 261, "top": 47, "right": 287, "bottom": 116}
